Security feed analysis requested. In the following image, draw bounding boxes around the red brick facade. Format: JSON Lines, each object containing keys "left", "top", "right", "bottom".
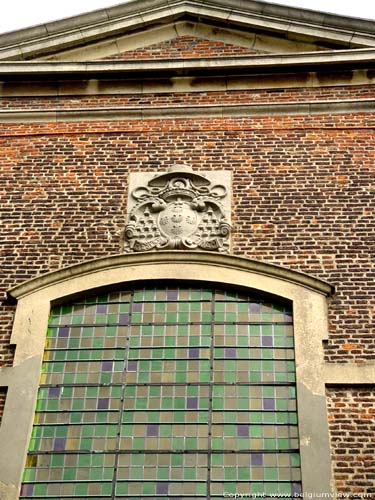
{"left": 327, "top": 387, "right": 375, "bottom": 495}
{"left": 0, "top": 1, "right": 375, "bottom": 494}
{"left": 2, "top": 105, "right": 375, "bottom": 491}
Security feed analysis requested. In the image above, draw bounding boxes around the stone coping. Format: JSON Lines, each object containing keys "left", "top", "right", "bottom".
{"left": 0, "top": 0, "right": 374, "bottom": 50}
{"left": 0, "top": 0, "right": 375, "bottom": 62}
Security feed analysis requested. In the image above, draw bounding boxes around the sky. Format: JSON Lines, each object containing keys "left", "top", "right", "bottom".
{"left": 1, "top": 0, "right": 375, "bottom": 34}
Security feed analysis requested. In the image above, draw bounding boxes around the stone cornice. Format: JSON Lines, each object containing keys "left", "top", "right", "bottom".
{"left": 1, "top": 48, "right": 375, "bottom": 77}
{"left": 0, "top": 100, "right": 374, "bottom": 123}
{"left": 0, "top": 0, "right": 375, "bottom": 61}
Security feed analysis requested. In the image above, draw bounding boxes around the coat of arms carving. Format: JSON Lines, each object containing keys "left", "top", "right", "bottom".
{"left": 124, "top": 166, "right": 231, "bottom": 253}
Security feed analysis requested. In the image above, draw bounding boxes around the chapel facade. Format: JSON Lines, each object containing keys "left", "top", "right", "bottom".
{"left": 0, "top": 0, "right": 374, "bottom": 498}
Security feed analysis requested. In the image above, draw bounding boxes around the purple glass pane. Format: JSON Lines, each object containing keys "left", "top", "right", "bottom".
{"left": 249, "top": 302, "right": 261, "bottom": 314}
{"left": 97, "top": 398, "right": 109, "bottom": 410}
{"left": 127, "top": 361, "right": 138, "bottom": 372}
{"left": 102, "top": 361, "right": 113, "bottom": 372}
{"left": 225, "top": 347, "right": 236, "bottom": 358}
{"left": 292, "top": 483, "right": 303, "bottom": 495}
{"left": 146, "top": 424, "right": 159, "bottom": 437}
{"left": 261, "top": 336, "right": 273, "bottom": 347}
{"left": 58, "top": 327, "right": 69, "bottom": 337}
{"left": 119, "top": 314, "right": 130, "bottom": 325}
{"left": 132, "top": 303, "right": 143, "bottom": 312}
{"left": 167, "top": 290, "right": 178, "bottom": 301}
{"left": 237, "top": 424, "right": 249, "bottom": 437}
{"left": 251, "top": 453, "right": 263, "bottom": 466}
{"left": 263, "top": 398, "right": 275, "bottom": 410}
{"left": 284, "top": 313, "right": 293, "bottom": 322}
{"left": 187, "top": 397, "right": 198, "bottom": 409}
{"left": 156, "top": 482, "right": 169, "bottom": 495}
{"left": 96, "top": 304, "right": 107, "bottom": 313}
{"left": 48, "top": 387, "right": 61, "bottom": 398}
{"left": 189, "top": 348, "right": 199, "bottom": 359}
{"left": 53, "top": 438, "right": 66, "bottom": 451}
{"left": 20, "top": 484, "right": 34, "bottom": 496}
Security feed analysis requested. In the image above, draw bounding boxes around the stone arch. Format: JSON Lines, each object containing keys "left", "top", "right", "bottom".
{"left": 1, "top": 251, "right": 335, "bottom": 498}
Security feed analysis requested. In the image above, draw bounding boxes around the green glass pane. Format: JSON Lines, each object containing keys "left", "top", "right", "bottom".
{"left": 225, "top": 468, "right": 236, "bottom": 480}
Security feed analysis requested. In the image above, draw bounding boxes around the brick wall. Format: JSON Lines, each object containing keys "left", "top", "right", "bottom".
{"left": 1, "top": 83, "right": 374, "bottom": 492}
{"left": 1, "top": 85, "right": 375, "bottom": 110}
{"left": 327, "top": 387, "right": 375, "bottom": 494}
{"left": 99, "top": 36, "right": 257, "bottom": 60}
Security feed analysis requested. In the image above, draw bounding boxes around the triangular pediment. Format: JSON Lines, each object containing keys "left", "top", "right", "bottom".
{"left": 0, "top": 0, "right": 375, "bottom": 62}
{"left": 87, "top": 22, "right": 334, "bottom": 63}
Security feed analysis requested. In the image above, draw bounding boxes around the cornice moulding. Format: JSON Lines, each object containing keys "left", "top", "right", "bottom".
{"left": 0, "top": 0, "right": 375, "bottom": 61}
{"left": 1, "top": 48, "right": 375, "bottom": 78}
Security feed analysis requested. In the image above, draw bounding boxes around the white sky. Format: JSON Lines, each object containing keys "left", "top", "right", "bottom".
{"left": 1, "top": 0, "right": 375, "bottom": 34}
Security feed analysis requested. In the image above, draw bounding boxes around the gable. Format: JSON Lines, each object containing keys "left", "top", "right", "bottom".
{"left": 40, "top": 20, "right": 337, "bottom": 62}
{"left": 0, "top": 0, "right": 375, "bottom": 62}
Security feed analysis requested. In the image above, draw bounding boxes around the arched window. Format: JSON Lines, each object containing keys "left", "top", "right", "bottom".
{"left": 21, "top": 284, "right": 300, "bottom": 498}
{"left": 0, "top": 252, "right": 337, "bottom": 498}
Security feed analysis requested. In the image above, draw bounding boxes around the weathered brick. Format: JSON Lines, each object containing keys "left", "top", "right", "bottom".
{"left": 0, "top": 79, "right": 374, "bottom": 494}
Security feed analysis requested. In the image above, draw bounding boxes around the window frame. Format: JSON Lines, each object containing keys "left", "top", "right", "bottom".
{"left": 1, "top": 251, "right": 334, "bottom": 498}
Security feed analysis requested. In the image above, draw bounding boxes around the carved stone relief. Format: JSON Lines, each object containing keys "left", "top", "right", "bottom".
{"left": 124, "top": 166, "right": 231, "bottom": 253}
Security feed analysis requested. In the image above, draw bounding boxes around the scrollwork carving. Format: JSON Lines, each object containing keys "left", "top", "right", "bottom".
{"left": 124, "top": 165, "right": 231, "bottom": 253}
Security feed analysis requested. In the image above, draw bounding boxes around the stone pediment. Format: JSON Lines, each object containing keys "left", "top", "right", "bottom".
{"left": 0, "top": 0, "right": 375, "bottom": 62}
{"left": 29, "top": 21, "right": 340, "bottom": 62}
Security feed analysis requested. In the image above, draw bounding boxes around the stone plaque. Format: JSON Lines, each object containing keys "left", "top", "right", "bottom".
{"left": 124, "top": 165, "right": 231, "bottom": 253}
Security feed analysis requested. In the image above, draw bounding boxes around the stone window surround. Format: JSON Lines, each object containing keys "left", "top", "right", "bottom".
{"left": 0, "top": 251, "right": 374, "bottom": 499}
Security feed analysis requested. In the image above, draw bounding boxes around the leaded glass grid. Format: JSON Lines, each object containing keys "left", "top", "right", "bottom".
{"left": 21, "top": 286, "right": 302, "bottom": 499}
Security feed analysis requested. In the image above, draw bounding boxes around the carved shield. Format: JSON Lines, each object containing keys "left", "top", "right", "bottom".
{"left": 158, "top": 202, "right": 198, "bottom": 238}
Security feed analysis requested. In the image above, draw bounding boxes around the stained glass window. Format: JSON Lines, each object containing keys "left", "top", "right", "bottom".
{"left": 21, "top": 286, "right": 302, "bottom": 499}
